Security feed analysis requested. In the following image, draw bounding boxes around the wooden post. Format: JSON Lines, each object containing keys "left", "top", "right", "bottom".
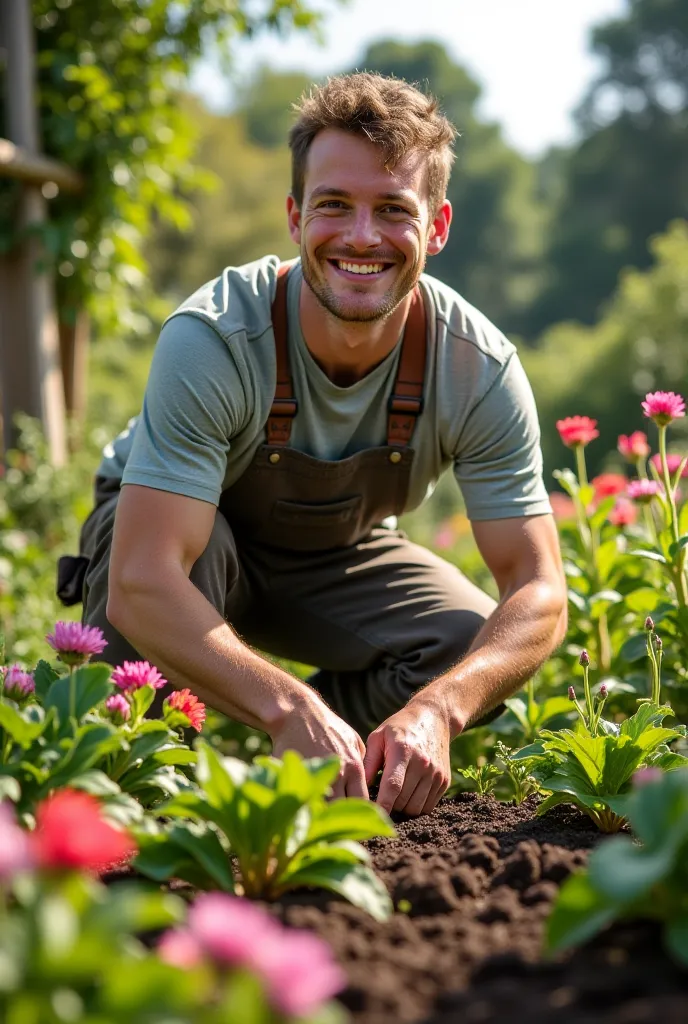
{"left": 0, "top": 0, "right": 66, "bottom": 464}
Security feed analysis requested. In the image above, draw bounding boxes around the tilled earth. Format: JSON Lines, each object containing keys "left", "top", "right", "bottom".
{"left": 270, "top": 794, "right": 688, "bottom": 1024}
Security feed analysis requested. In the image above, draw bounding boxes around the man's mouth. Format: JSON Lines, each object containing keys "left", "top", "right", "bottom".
{"left": 327, "top": 259, "right": 394, "bottom": 278}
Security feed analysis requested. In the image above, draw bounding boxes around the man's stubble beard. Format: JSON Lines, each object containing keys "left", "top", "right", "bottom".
{"left": 300, "top": 246, "right": 425, "bottom": 323}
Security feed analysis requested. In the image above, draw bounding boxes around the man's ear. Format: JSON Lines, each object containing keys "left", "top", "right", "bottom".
{"left": 286, "top": 194, "right": 302, "bottom": 245}
{"left": 426, "top": 199, "right": 452, "bottom": 256}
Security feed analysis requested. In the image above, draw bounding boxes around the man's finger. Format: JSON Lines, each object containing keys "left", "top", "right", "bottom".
{"left": 363, "top": 729, "right": 385, "bottom": 787}
{"left": 401, "top": 774, "right": 435, "bottom": 817}
{"left": 344, "top": 761, "right": 369, "bottom": 799}
{"left": 393, "top": 761, "right": 428, "bottom": 814}
{"left": 376, "top": 751, "right": 409, "bottom": 813}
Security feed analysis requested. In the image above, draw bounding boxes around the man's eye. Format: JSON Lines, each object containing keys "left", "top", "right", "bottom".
{"left": 382, "top": 205, "right": 407, "bottom": 215}
{"left": 319, "top": 201, "right": 345, "bottom": 209}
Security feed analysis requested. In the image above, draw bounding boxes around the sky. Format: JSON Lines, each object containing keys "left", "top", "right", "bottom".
{"left": 191, "top": 0, "right": 627, "bottom": 157}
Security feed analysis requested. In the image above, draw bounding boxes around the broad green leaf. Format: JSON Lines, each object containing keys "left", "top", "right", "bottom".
{"left": 599, "top": 736, "right": 645, "bottom": 793}
{"left": 100, "top": 792, "right": 145, "bottom": 828}
{"left": 621, "top": 703, "right": 674, "bottom": 739}
{"left": 33, "top": 659, "right": 59, "bottom": 701}
{"left": 567, "top": 589, "right": 588, "bottom": 613}
{"left": 589, "top": 496, "right": 616, "bottom": 530}
{"left": 0, "top": 775, "right": 21, "bottom": 801}
{"left": 129, "top": 684, "right": 156, "bottom": 720}
{"left": 44, "top": 663, "right": 113, "bottom": 723}
{"left": 666, "top": 916, "right": 688, "bottom": 967}
{"left": 282, "top": 860, "right": 393, "bottom": 921}
{"left": 596, "top": 539, "right": 622, "bottom": 584}
{"left": 163, "top": 821, "right": 235, "bottom": 892}
{"left": 0, "top": 699, "right": 46, "bottom": 747}
{"left": 587, "top": 836, "right": 674, "bottom": 902}
{"left": 68, "top": 769, "right": 122, "bottom": 797}
{"left": 196, "top": 742, "right": 238, "bottom": 806}
{"left": 623, "top": 587, "right": 666, "bottom": 614}
{"left": 134, "top": 832, "right": 221, "bottom": 889}
{"left": 553, "top": 468, "right": 578, "bottom": 498}
{"left": 538, "top": 696, "right": 576, "bottom": 725}
{"left": 89, "top": 882, "right": 184, "bottom": 933}
{"left": 588, "top": 590, "right": 623, "bottom": 621}
{"left": 619, "top": 631, "right": 652, "bottom": 663}
{"left": 542, "top": 730, "right": 605, "bottom": 786}
{"left": 627, "top": 548, "right": 667, "bottom": 564}
{"left": 503, "top": 697, "right": 530, "bottom": 732}
{"left": 152, "top": 747, "right": 197, "bottom": 766}
{"left": 622, "top": 770, "right": 688, "bottom": 848}
{"left": 122, "top": 723, "right": 172, "bottom": 767}
{"left": 40, "top": 724, "right": 121, "bottom": 794}
{"left": 546, "top": 872, "right": 617, "bottom": 952}
{"left": 305, "top": 799, "right": 396, "bottom": 846}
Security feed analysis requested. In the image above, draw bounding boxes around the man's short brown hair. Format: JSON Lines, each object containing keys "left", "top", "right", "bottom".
{"left": 289, "top": 72, "right": 456, "bottom": 215}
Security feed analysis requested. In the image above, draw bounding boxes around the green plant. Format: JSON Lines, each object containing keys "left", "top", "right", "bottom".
{"left": 455, "top": 761, "right": 501, "bottom": 796}
{"left": 135, "top": 744, "right": 395, "bottom": 921}
{"left": 494, "top": 742, "right": 540, "bottom": 804}
{"left": 547, "top": 768, "right": 688, "bottom": 965}
{"left": 494, "top": 676, "right": 575, "bottom": 744}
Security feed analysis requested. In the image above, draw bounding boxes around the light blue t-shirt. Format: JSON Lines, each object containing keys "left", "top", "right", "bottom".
{"left": 99, "top": 256, "right": 551, "bottom": 522}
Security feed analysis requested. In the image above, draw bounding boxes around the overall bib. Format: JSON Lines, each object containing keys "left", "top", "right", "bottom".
{"left": 77, "top": 266, "right": 497, "bottom": 736}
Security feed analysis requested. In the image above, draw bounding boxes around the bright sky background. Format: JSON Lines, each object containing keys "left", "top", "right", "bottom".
{"left": 191, "top": 0, "right": 627, "bottom": 157}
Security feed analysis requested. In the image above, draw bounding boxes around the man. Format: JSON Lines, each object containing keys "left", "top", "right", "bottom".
{"left": 75, "top": 73, "right": 567, "bottom": 818}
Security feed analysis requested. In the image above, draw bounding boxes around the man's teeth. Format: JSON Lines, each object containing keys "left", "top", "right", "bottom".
{"left": 337, "top": 261, "right": 385, "bottom": 275}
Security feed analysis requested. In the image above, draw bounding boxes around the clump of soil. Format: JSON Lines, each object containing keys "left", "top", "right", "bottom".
{"left": 272, "top": 794, "right": 688, "bottom": 1024}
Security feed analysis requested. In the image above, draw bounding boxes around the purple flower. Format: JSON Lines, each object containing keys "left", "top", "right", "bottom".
{"left": 46, "top": 621, "right": 107, "bottom": 667}
{"left": 627, "top": 479, "right": 662, "bottom": 504}
{"left": 104, "top": 693, "right": 131, "bottom": 724}
{"left": 2, "top": 664, "right": 35, "bottom": 702}
{"left": 112, "top": 660, "right": 166, "bottom": 693}
{"left": 599, "top": 683, "right": 609, "bottom": 699}
{"left": 0, "top": 802, "right": 32, "bottom": 880}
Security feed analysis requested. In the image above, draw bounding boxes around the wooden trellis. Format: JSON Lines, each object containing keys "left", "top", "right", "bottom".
{"left": 0, "top": 0, "right": 85, "bottom": 464}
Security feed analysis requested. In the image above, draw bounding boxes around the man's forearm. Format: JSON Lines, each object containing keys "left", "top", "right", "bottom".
{"left": 409, "top": 579, "right": 567, "bottom": 735}
{"left": 107, "top": 569, "right": 316, "bottom": 737}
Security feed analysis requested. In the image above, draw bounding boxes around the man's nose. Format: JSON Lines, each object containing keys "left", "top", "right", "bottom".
{"left": 342, "top": 209, "right": 381, "bottom": 250}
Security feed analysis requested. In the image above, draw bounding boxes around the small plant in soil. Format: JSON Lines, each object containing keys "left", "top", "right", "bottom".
{"left": 456, "top": 760, "right": 501, "bottom": 796}
{"left": 548, "top": 767, "right": 688, "bottom": 966}
{"left": 515, "top": 644, "right": 687, "bottom": 832}
{"left": 494, "top": 741, "right": 540, "bottom": 804}
{"left": 136, "top": 744, "right": 396, "bottom": 921}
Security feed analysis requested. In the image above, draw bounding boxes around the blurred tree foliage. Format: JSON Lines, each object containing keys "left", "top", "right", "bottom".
{"left": 523, "top": 219, "right": 688, "bottom": 482}
{"left": 526, "top": 0, "right": 688, "bottom": 335}
{"left": 0, "top": 0, "right": 335, "bottom": 336}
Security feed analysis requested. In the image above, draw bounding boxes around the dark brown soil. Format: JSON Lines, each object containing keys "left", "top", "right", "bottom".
{"left": 271, "top": 794, "right": 688, "bottom": 1024}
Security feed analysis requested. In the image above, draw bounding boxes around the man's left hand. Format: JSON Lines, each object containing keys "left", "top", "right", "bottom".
{"left": 364, "top": 702, "right": 453, "bottom": 817}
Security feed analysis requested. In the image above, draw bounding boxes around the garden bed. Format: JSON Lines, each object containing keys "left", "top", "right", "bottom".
{"left": 268, "top": 794, "right": 688, "bottom": 1024}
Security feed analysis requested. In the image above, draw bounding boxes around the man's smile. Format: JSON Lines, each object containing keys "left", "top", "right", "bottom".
{"left": 326, "top": 258, "right": 396, "bottom": 281}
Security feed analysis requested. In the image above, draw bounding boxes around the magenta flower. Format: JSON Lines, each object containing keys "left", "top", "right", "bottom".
{"left": 650, "top": 452, "right": 688, "bottom": 478}
{"left": 608, "top": 497, "right": 637, "bottom": 527}
{"left": 104, "top": 693, "right": 131, "bottom": 724}
{"left": 258, "top": 929, "right": 346, "bottom": 1018}
{"left": 627, "top": 479, "right": 662, "bottom": 504}
{"left": 187, "top": 893, "right": 278, "bottom": 968}
{"left": 633, "top": 766, "right": 663, "bottom": 788}
{"left": 641, "top": 391, "right": 686, "bottom": 427}
{"left": 2, "top": 664, "right": 35, "bottom": 702}
{"left": 157, "top": 928, "right": 203, "bottom": 968}
{"left": 555, "top": 415, "right": 599, "bottom": 448}
{"left": 112, "top": 660, "right": 166, "bottom": 693}
{"left": 0, "top": 802, "right": 33, "bottom": 880}
{"left": 617, "top": 431, "right": 650, "bottom": 461}
{"left": 46, "top": 621, "right": 107, "bottom": 667}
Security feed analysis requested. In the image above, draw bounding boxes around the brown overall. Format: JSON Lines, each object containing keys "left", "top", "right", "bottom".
{"left": 76, "top": 265, "right": 497, "bottom": 737}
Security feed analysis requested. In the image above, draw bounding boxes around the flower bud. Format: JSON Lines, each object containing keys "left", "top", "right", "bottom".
{"left": 644, "top": 616, "right": 655, "bottom": 632}
{"left": 653, "top": 635, "right": 663, "bottom": 651}
{"left": 599, "top": 683, "right": 609, "bottom": 699}
{"left": 578, "top": 649, "right": 590, "bottom": 667}
{"left": 568, "top": 686, "right": 576, "bottom": 701}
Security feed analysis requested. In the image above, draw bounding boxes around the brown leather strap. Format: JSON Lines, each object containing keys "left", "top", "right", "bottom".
{"left": 267, "top": 263, "right": 297, "bottom": 446}
{"left": 267, "top": 266, "right": 427, "bottom": 449}
{"left": 387, "top": 285, "right": 427, "bottom": 447}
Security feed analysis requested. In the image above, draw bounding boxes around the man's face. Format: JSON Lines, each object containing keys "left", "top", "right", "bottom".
{"left": 287, "top": 129, "right": 451, "bottom": 323}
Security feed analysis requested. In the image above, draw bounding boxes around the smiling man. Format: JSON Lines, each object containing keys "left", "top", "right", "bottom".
{"left": 73, "top": 73, "right": 567, "bottom": 817}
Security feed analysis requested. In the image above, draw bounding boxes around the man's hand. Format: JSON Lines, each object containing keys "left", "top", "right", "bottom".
{"left": 364, "top": 702, "right": 452, "bottom": 817}
{"left": 271, "top": 695, "right": 368, "bottom": 800}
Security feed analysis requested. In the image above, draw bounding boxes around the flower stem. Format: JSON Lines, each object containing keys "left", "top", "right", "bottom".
{"left": 659, "top": 425, "right": 688, "bottom": 608}
{"left": 69, "top": 664, "right": 76, "bottom": 721}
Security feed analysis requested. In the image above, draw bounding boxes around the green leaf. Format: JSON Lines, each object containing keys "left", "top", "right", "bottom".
{"left": 547, "top": 872, "right": 617, "bottom": 952}
{"left": 503, "top": 697, "right": 530, "bottom": 732}
{"left": 197, "top": 742, "right": 238, "bottom": 806}
{"left": 68, "top": 769, "right": 122, "bottom": 797}
{"left": 305, "top": 799, "right": 396, "bottom": 846}
{"left": 163, "top": 821, "right": 235, "bottom": 892}
{"left": 622, "top": 587, "right": 666, "bottom": 614}
{"left": 627, "top": 548, "right": 667, "bottom": 564}
{"left": 619, "top": 631, "right": 651, "bottom": 663}
{"left": 553, "top": 468, "right": 578, "bottom": 498}
{"left": 538, "top": 696, "right": 576, "bottom": 726}
{"left": 129, "top": 684, "right": 157, "bottom": 720}
{"left": 666, "top": 916, "right": 688, "bottom": 967}
{"left": 152, "top": 747, "right": 197, "bottom": 766}
{"left": 282, "top": 860, "right": 393, "bottom": 921}
{"left": 0, "top": 699, "right": 46, "bottom": 747}
{"left": 33, "top": 660, "right": 59, "bottom": 701}
{"left": 587, "top": 835, "right": 674, "bottom": 902}
{"left": 44, "top": 663, "right": 113, "bottom": 722}
{"left": 0, "top": 775, "right": 21, "bottom": 802}
{"left": 40, "top": 723, "right": 120, "bottom": 793}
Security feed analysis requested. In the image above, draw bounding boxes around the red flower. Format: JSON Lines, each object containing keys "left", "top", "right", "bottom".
{"left": 556, "top": 416, "right": 599, "bottom": 448}
{"left": 32, "top": 790, "right": 136, "bottom": 873}
{"left": 591, "top": 473, "right": 627, "bottom": 498}
{"left": 617, "top": 431, "right": 650, "bottom": 461}
{"left": 164, "top": 688, "right": 206, "bottom": 732}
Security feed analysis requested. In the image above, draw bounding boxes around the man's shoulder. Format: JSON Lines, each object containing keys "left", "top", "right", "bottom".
{"left": 421, "top": 272, "right": 515, "bottom": 368}
{"left": 165, "top": 254, "right": 287, "bottom": 343}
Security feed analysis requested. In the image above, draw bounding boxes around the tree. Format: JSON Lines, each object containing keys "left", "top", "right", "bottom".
{"left": 526, "top": 0, "right": 688, "bottom": 335}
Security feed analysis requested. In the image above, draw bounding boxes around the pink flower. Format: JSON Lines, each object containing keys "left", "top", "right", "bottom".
{"left": 104, "top": 693, "right": 131, "bottom": 724}
{"left": 164, "top": 688, "right": 206, "bottom": 732}
{"left": 556, "top": 416, "right": 599, "bottom": 448}
{"left": 2, "top": 664, "right": 35, "bottom": 702}
{"left": 641, "top": 391, "right": 686, "bottom": 427}
{"left": 549, "top": 492, "right": 576, "bottom": 522}
{"left": 609, "top": 497, "right": 637, "bottom": 527}
{"left": 112, "top": 660, "right": 166, "bottom": 693}
{"left": 618, "top": 431, "right": 651, "bottom": 461}
{"left": 627, "top": 479, "right": 662, "bottom": 504}
{"left": 157, "top": 928, "right": 204, "bottom": 968}
{"left": 187, "top": 893, "right": 278, "bottom": 967}
{"left": 633, "top": 766, "right": 663, "bottom": 788}
{"left": 432, "top": 524, "right": 455, "bottom": 550}
{"left": 591, "top": 473, "right": 627, "bottom": 498}
{"left": 46, "top": 621, "right": 107, "bottom": 667}
{"left": 0, "top": 802, "right": 33, "bottom": 880}
{"left": 650, "top": 452, "right": 688, "bottom": 478}
{"left": 259, "top": 929, "right": 346, "bottom": 1018}
{"left": 33, "top": 789, "right": 136, "bottom": 873}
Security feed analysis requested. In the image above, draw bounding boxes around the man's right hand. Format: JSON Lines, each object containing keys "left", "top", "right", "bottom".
{"left": 270, "top": 695, "right": 368, "bottom": 800}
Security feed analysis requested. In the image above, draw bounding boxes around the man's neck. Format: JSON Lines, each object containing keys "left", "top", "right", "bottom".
{"left": 298, "top": 281, "right": 412, "bottom": 387}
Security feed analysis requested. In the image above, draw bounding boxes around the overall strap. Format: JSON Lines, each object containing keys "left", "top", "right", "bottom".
{"left": 266, "top": 265, "right": 428, "bottom": 449}
{"left": 267, "top": 263, "right": 297, "bottom": 447}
